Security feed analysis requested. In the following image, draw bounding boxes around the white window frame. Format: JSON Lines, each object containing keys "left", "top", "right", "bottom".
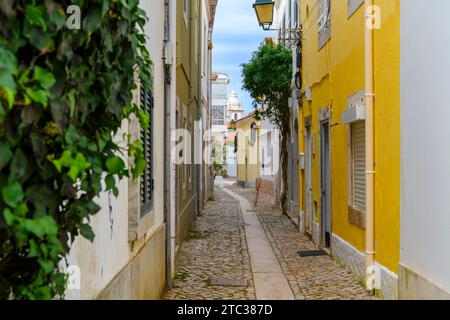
{"left": 318, "top": 0, "right": 331, "bottom": 49}
{"left": 183, "top": 0, "right": 189, "bottom": 29}
{"left": 250, "top": 123, "right": 257, "bottom": 145}
{"left": 348, "top": 0, "right": 364, "bottom": 18}
{"left": 195, "top": 14, "right": 199, "bottom": 66}
{"left": 212, "top": 105, "right": 226, "bottom": 125}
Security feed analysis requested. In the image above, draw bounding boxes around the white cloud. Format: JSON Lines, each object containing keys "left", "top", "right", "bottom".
{"left": 214, "top": 43, "right": 259, "bottom": 55}
{"left": 213, "top": 0, "right": 270, "bottom": 36}
{"left": 212, "top": 64, "right": 241, "bottom": 74}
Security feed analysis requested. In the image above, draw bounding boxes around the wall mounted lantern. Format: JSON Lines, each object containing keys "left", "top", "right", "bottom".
{"left": 253, "top": 0, "right": 275, "bottom": 31}
{"left": 253, "top": 0, "right": 302, "bottom": 48}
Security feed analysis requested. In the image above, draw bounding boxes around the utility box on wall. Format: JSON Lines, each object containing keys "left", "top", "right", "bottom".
{"left": 299, "top": 153, "right": 305, "bottom": 170}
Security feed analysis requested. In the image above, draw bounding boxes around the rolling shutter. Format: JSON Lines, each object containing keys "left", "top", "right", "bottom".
{"left": 140, "top": 85, "right": 154, "bottom": 217}
{"left": 352, "top": 121, "right": 366, "bottom": 211}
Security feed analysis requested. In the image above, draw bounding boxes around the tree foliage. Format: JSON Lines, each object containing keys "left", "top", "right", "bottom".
{"left": 0, "top": 0, "right": 152, "bottom": 299}
{"left": 241, "top": 43, "right": 292, "bottom": 214}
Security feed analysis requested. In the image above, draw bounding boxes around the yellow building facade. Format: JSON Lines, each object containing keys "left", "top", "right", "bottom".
{"left": 299, "top": 0, "right": 400, "bottom": 299}
{"left": 176, "top": 0, "right": 202, "bottom": 246}
{"left": 236, "top": 114, "right": 260, "bottom": 188}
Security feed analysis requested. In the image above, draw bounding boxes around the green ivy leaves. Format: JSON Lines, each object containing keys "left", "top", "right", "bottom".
{"left": 51, "top": 150, "right": 91, "bottom": 182}
{"left": 25, "top": 5, "right": 47, "bottom": 31}
{"left": 0, "top": 47, "right": 18, "bottom": 108}
{"left": 0, "top": 0, "right": 152, "bottom": 300}
{"left": 106, "top": 156, "right": 125, "bottom": 175}
{"left": 2, "top": 182, "right": 24, "bottom": 208}
{"left": 34, "top": 67, "right": 56, "bottom": 90}
{"left": 24, "top": 66, "right": 56, "bottom": 107}
{"left": 0, "top": 141, "right": 13, "bottom": 170}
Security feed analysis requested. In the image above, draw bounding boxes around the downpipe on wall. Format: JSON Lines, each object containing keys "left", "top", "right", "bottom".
{"left": 364, "top": 0, "right": 379, "bottom": 292}
{"left": 163, "top": 0, "right": 176, "bottom": 288}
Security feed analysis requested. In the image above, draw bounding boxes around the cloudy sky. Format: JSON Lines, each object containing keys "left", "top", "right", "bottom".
{"left": 212, "top": 0, "right": 275, "bottom": 114}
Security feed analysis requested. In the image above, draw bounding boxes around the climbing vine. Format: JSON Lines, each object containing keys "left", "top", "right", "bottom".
{"left": 0, "top": 0, "right": 152, "bottom": 299}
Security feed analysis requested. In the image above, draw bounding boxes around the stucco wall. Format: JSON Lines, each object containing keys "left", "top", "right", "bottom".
{"left": 65, "top": 174, "right": 130, "bottom": 300}
{"left": 176, "top": 0, "right": 200, "bottom": 246}
{"left": 300, "top": 0, "right": 400, "bottom": 277}
{"left": 400, "top": 0, "right": 450, "bottom": 297}
{"left": 65, "top": 0, "right": 168, "bottom": 299}
{"left": 97, "top": 225, "right": 166, "bottom": 300}
{"left": 373, "top": 0, "right": 401, "bottom": 276}
{"left": 300, "top": 0, "right": 367, "bottom": 253}
{"left": 236, "top": 116, "right": 259, "bottom": 185}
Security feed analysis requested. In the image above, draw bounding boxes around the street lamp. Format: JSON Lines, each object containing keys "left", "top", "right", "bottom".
{"left": 253, "top": 0, "right": 275, "bottom": 31}
{"left": 252, "top": 0, "right": 302, "bottom": 48}
{"left": 252, "top": 0, "right": 303, "bottom": 92}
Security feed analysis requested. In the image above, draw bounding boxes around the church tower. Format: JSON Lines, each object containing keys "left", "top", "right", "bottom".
{"left": 227, "top": 90, "right": 244, "bottom": 126}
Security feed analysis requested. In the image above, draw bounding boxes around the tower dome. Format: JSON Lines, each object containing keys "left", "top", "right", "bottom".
{"left": 228, "top": 90, "right": 241, "bottom": 108}
{"left": 227, "top": 90, "right": 244, "bottom": 123}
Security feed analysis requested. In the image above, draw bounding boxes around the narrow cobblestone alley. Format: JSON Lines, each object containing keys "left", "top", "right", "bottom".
{"left": 164, "top": 184, "right": 374, "bottom": 300}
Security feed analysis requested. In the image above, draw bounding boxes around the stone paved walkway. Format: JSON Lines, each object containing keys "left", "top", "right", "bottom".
{"left": 164, "top": 185, "right": 255, "bottom": 300}
{"left": 164, "top": 184, "right": 374, "bottom": 300}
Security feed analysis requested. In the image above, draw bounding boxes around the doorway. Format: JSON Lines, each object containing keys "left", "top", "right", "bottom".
{"left": 320, "top": 121, "right": 331, "bottom": 248}
{"left": 304, "top": 124, "right": 313, "bottom": 236}
{"left": 290, "top": 121, "right": 300, "bottom": 214}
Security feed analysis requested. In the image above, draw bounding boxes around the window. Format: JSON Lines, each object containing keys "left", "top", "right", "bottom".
{"left": 203, "top": 26, "right": 207, "bottom": 74}
{"left": 348, "top": 0, "right": 364, "bottom": 18}
{"left": 318, "top": 0, "right": 331, "bottom": 49}
{"left": 294, "top": 0, "right": 299, "bottom": 28}
{"left": 267, "top": 132, "right": 273, "bottom": 173}
{"left": 234, "top": 113, "right": 238, "bottom": 121}
{"left": 183, "top": 0, "right": 189, "bottom": 28}
{"left": 195, "top": 14, "right": 199, "bottom": 65}
{"left": 188, "top": 114, "right": 193, "bottom": 190}
{"left": 212, "top": 105, "right": 226, "bottom": 125}
{"left": 250, "top": 123, "right": 257, "bottom": 145}
{"left": 350, "top": 121, "right": 366, "bottom": 212}
{"left": 288, "top": 0, "right": 292, "bottom": 28}
{"left": 182, "top": 114, "right": 187, "bottom": 194}
{"left": 140, "top": 85, "right": 154, "bottom": 217}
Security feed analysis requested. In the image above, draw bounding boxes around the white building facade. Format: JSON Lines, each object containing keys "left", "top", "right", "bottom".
{"left": 399, "top": 0, "right": 450, "bottom": 299}
{"left": 65, "top": 0, "right": 173, "bottom": 299}
{"left": 211, "top": 72, "right": 230, "bottom": 136}
{"left": 64, "top": 0, "right": 217, "bottom": 299}
{"left": 274, "top": 0, "right": 301, "bottom": 225}
{"left": 258, "top": 118, "right": 281, "bottom": 205}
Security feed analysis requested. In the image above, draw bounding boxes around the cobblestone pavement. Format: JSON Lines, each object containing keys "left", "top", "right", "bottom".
{"left": 164, "top": 184, "right": 374, "bottom": 300}
{"left": 164, "top": 186, "right": 256, "bottom": 300}
{"left": 227, "top": 185, "right": 374, "bottom": 300}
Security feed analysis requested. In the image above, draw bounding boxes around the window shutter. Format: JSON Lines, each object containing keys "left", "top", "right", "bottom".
{"left": 352, "top": 121, "right": 366, "bottom": 211}
{"left": 140, "top": 85, "right": 154, "bottom": 216}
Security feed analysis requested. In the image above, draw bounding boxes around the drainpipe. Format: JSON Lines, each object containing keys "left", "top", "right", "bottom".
{"left": 364, "top": 0, "right": 376, "bottom": 291}
{"left": 163, "top": 0, "right": 176, "bottom": 288}
{"left": 196, "top": 0, "right": 202, "bottom": 216}
{"left": 208, "top": 30, "right": 214, "bottom": 201}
